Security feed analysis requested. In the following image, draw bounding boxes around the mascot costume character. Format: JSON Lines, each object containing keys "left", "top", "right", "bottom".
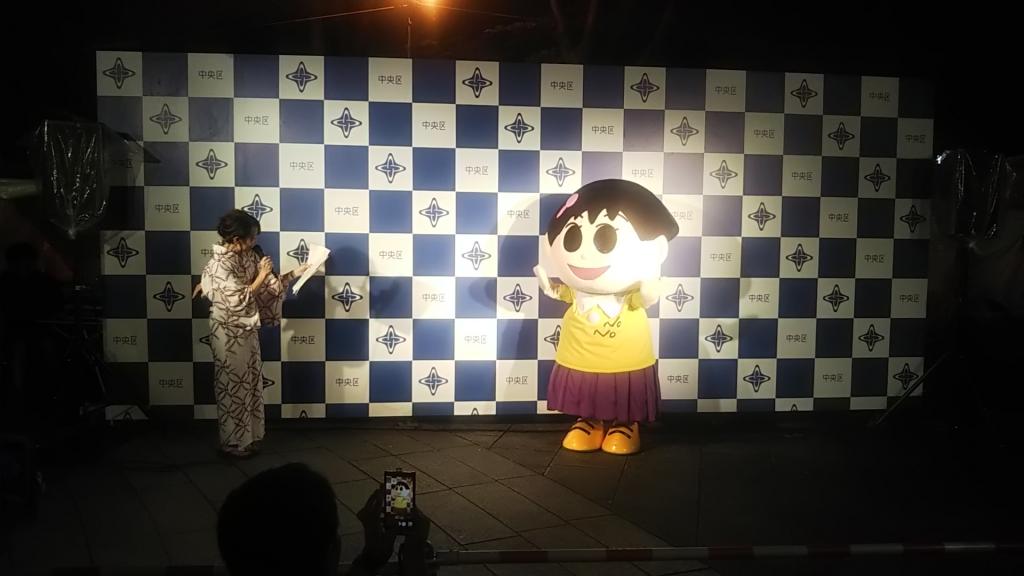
{"left": 534, "top": 179, "right": 678, "bottom": 455}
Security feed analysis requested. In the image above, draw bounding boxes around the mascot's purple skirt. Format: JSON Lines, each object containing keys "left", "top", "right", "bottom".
{"left": 546, "top": 364, "right": 661, "bottom": 423}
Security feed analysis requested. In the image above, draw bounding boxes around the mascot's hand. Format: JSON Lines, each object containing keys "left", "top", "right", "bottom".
{"left": 639, "top": 277, "right": 662, "bottom": 308}
{"left": 533, "top": 265, "right": 560, "bottom": 299}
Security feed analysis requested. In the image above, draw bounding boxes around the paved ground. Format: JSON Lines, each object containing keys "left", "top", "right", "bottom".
{"left": 4, "top": 411, "right": 1024, "bottom": 575}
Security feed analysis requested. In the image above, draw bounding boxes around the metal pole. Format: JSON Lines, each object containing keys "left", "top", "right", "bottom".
{"left": 871, "top": 349, "right": 951, "bottom": 426}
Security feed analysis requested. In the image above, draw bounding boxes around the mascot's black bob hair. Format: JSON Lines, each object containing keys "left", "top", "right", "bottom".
{"left": 545, "top": 179, "right": 679, "bottom": 245}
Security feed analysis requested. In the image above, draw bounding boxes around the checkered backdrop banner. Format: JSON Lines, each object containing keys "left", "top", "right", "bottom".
{"left": 95, "top": 52, "right": 933, "bottom": 420}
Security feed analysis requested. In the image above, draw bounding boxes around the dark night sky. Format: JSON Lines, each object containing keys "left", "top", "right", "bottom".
{"left": 0, "top": 0, "right": 1019, "bottom": 176}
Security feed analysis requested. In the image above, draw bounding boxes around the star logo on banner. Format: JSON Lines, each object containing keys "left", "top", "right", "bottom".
{"left": 287, "top": 239, "right": 310, "bottom": 265}
{"left": 858, "top": 323, "right": 885, "bottom": 352}
{"left": 671, "top": 116, "right": 699, "bottom": 146}
{"left": 153, "top": 282, "right": 185, "bottom": 312}
{"left": 102, "top": 57, "right": 135, "bottom": 89}
{"left": 705, "top": 324, "right": 734, "bottom": 353}
{"left": 242, "top": 194, "right": 274, "bottom": 221}
{"left": 418, "top": 367, "right": 448, "bottom": 396}
{"left": 376, "top": 325, "right": 406, "bottom": 355}
{"left": 666, "top": 284, "right": 694, "bottom": 313}
{"left": 286, "top": 61, "right": 318, "bottom": 93}
{"left": 461, "top": 241, "right": 491, "bottom": 271}
{"left": 893, "top": 363, "right": 919, "bottom": 390}
{"left": 544, "top": 325, "right": 561, "bottom": 350}
{"left": 545, "top": 157, "right": 576, "bottom": 187}
{"left": 864, "top": 163, "right": 891, "bottom": 192}
{"left": 790, "top": 79, "right": 818, "bottom": 108}
{"left": 462, "top": 67, "right": 493, "bottom": 98}
{"left": 196, "top": 149, "right": 228, "bottom": 180}
{"left": 149, "top": 103, "right": 182, "bottom": 135}
{"left": 630, "top": 72, "right": 660, "bottom": 103}
{"left": 503, "top": 113, "right": 534, "bottom": 144}
{"left": 900, "top": 205, "right": 926, "bottom": 234}
{"left": 375, "top": 153, "right": 406, "bottom": 184}
{"left": 786, "top": 243, "right": 814, "bottom": 273}
{"left": 330, "top": 107, "right": 362, "bottom": 138}
{"left": 822, "top": 284, "right": 850, "bottom": 313}
{"left": 331, "top": 282, "right": 364, "bottom": 312}
{"left": 743, "top": 364, "right": 771, "bottom": 393}
{"left": 710, "top": 160, "right": 738, "bottom": 189}
{"left": 747, "top": 202, "right": 777, "bottom": 231}
{"left": 502, "top": 283, "right": 533, "bottom": 312}
{"left": 107, "top": 237, "right": 139, "bottom": 268}
{"left": 828, "top": 122, "right": 856, "bottom": 151}
{"left": 419, "top": 198, "right": 449, "bottom": 228}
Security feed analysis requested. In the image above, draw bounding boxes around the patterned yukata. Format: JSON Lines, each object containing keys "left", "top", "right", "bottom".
{"left": 201, "top": 244, "right": 295, "bottom": 452}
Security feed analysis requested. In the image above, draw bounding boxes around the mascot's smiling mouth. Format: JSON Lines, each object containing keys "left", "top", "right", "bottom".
{"left": 568, "top": 264, "right": 609, "bottom": 280}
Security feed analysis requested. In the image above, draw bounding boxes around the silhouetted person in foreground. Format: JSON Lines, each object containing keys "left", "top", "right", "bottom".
{"left": 218, "top": 463, "right": 435, "bottom": 576}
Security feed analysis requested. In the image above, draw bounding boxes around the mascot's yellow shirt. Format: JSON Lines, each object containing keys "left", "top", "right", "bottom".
{"left": 554, "top": 285, "right": 656, "bottom": 373}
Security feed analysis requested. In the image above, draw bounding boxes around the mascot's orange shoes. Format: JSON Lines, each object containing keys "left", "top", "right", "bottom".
{"left": 561, "top": 418, "right": 605, "bottom": 452}
{"left": 601, "top": 422, "right": 640, "bottom": 455}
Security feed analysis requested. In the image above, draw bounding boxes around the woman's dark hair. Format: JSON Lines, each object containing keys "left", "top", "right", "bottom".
{"left": 217, "top": 209, "right": 261, "bottom": 244}
{"left": 546, "top": 179, "right": 679, "bottom": 245}
{"left": 218, "top": 463, "right": 340, "bottom": 576}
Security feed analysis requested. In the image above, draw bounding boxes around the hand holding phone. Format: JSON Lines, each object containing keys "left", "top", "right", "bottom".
{"left": 355, "top": 486, "right": 397, "bottom": 572}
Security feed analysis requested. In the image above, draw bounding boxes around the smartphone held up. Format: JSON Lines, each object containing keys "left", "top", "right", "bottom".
{"left": 383, "top": 470, "right": 416, "bottom": 534}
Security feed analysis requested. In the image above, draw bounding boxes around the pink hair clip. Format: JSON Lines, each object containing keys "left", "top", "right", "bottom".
{"left": 555, "top": 193, "right": 579, "bottom": 219}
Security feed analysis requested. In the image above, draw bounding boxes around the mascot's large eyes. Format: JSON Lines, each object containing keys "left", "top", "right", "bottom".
{"left": 594, "top": 224, "right": 617, "bottom": 254}
{"left": 563, "top": 223, "right": 582, "bottom": 252}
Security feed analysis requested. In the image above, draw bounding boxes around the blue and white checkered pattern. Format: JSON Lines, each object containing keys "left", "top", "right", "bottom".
{"left": 97, "top": 52, "right": 932, "bottom": 419}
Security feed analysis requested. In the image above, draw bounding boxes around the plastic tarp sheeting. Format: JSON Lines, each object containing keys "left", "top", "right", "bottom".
{"left": 30, "top": 121, "right": 141, "bottom": 239}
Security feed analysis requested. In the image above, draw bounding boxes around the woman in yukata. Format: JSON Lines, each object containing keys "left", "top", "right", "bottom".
{"left": 534, "top": 179, "right": 678, "bottom": 455}
{"left": 195, "top": 209, "right": 309, "bottom": 458}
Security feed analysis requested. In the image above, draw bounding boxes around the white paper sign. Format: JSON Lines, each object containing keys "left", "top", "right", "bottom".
{"left": 293, "top": 244, "right": 330, "bottom": 295}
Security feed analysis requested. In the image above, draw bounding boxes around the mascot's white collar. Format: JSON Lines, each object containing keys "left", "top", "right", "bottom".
{"left": 573, "top": 289, "right": 623, "bottom": 319}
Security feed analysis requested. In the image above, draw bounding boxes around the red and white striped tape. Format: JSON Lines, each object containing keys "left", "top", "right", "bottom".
{"left": 63, "top": 542, "right": 1024, "bottom": 574}
{"left": 433, "top": 542, "right": 1024, "bottom": 564}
